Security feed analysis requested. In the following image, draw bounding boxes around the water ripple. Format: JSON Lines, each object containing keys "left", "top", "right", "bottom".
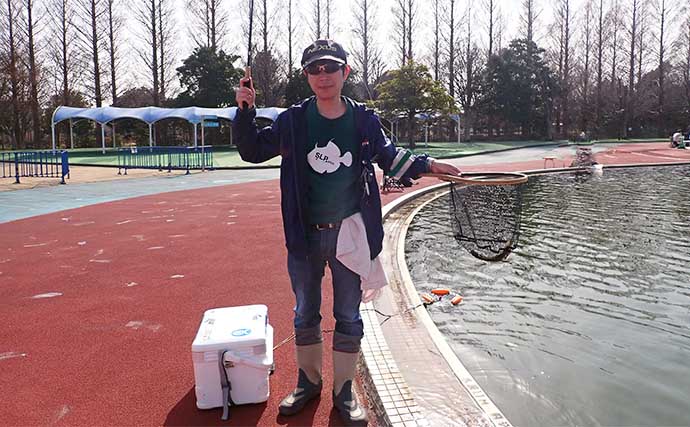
{"left": 407, "top": 165, "right": 690, "bottom": 427}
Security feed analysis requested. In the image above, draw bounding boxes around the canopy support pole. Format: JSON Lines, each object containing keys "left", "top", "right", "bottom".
{"left": 101, "top": 124, "right": 106, "bottom": 154}
{"left": 51, "top": 122, "right": 56, "bottom": 152}
{"left": 425, "top": 122, "right": 429, "bottom": 148}
{"left": 112, "top": 123, "right": 116, "bottom": 147}
{"left": 149, "top": 124, "right": 153, "bottom": 147}
{"left": 193, "top": 123, "right": 198, "bottom": 147}
{"left": 70, "top": 119, "right": 74, "bottom": 149}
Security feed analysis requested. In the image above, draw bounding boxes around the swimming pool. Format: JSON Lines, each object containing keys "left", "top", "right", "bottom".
{"left": 405, "top": 165, "right": 690, "bottom": 426}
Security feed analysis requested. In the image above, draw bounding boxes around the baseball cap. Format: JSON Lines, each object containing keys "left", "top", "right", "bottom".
{"left": 301, "top": 39, "right": 347, "bottom": 68}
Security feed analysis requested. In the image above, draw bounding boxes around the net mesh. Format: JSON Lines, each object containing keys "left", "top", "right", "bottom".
{"left": 449, "top": 180, "right": 526, "bottom": 261}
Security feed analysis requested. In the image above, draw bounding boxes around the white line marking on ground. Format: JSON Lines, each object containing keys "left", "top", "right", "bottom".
{"left": 24, "top": 240, "right": 57, "bottom": 248}
{"left": 170, "top": 274, "right": 184, "bottom": 279}
{"left": 117, "top": 219, "right": 135, "bottom": 225}
{"left": 55, "top": 405, "right": 70, "bottom": 421}
{"left": 0, "top": 352, "right": 28, "bottom": 361}
{"left": 125, "top": 321, "right": 161, "bottom": 332}
{"left": 147, "top": 246, "right": 164, "bottom": 250}
{"left": 31, "top": 292, "right": 63, "bottom": 299}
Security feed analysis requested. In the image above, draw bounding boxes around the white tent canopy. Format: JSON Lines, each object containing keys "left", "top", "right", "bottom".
{"left": 51, "top": 105, "right": 285, "bottom": 152}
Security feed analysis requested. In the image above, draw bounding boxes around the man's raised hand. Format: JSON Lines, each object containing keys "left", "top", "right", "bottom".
{"left": 237, "top": 66, "right": 255, "bottom": 110}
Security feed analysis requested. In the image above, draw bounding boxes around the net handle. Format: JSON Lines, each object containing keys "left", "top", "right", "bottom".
{"left": 421, "top": 172, "right": 528, "bottom": 186}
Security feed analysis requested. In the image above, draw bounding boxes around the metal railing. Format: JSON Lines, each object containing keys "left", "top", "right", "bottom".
{"left": 0, "top": 150, "right": 70, "bottom": 184}
{"left": 117, "top": 146, "right": 214, "bottom": 175}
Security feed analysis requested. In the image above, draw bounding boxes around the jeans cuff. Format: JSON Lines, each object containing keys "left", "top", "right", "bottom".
{"left": 295, "top": 325, "right": 323, "bottom": 346}
{"left": 332, "top": 331, "right": 362, "bottom": 353}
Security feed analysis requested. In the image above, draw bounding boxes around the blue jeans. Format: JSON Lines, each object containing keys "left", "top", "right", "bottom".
{"left": 287, "top": 226, "right": 363, "bottom": 353}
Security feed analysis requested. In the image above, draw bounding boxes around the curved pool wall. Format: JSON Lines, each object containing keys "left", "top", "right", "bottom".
{"left": 360, "top": 182, "right": 514, "bottom": 427}
{"left": 404, "top": 164, "right": 690, "bottom": 426}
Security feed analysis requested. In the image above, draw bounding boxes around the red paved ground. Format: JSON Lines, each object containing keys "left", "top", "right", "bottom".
{"left": 1, "top": 142, "right": 688, "bottom": 426}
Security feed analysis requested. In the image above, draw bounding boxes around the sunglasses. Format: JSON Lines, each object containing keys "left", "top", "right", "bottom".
{"left": 304, "top": 61, "right": 344, "bottom": 75}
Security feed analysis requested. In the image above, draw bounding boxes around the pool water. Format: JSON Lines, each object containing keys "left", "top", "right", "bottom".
{"left": 405, "top": 165, "right": 690, "bottom": 426}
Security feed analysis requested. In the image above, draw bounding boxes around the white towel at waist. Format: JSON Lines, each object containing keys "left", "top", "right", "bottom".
{"left": 336, "top": 212, "right": 388, "bottom": 291}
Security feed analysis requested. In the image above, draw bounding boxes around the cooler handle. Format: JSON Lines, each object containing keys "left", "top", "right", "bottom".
{"left": 223, "top": 352, "right": 272, "bottom": 370}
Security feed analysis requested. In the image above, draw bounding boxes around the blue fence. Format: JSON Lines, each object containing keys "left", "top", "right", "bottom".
{"left": 0, "top": 151, "right": 70, "bottom": 184}
{"left": 117, "top": 146, "right": 214, "bottom": 175}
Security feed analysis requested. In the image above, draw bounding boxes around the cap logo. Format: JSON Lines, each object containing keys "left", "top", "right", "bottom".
{"left": 306, "top": 44, "right": 339, "bottom": 55}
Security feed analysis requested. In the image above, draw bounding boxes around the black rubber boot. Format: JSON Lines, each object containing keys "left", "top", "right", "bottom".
{"left": 332, "top": 379, "right": 368, "bottom": 426}
{"left": 278, "top": 368, "right": 323, "bottom": 416}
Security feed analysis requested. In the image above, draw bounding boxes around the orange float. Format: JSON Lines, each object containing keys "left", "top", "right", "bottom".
{"left": 451, "top": 296, "right": 463, "bottom": 305}
{"left": 421, "top": 294, "right": 435, "bottom": 304}
{"left": 431, "top": 289, "right": 450, "bottom": 296}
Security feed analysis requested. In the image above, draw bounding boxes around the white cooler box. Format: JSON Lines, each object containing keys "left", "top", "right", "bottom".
{"left": 192, "top": 305, "right": 274, "bottom": 412}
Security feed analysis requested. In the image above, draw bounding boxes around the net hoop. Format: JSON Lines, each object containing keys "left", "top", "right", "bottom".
{"left": 423, "top": 172, "right": 528, "bottom": 186}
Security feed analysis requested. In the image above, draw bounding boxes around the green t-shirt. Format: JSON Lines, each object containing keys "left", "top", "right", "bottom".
{"left": 306, "top": 100, "right": 361, "bottom": 224}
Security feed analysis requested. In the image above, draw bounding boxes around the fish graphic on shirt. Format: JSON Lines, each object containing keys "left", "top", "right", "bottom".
{"left": 308, "top": 140, "right": 352, "bottom": 174}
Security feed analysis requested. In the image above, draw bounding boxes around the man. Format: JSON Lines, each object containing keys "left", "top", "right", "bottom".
{"left": 672, "top": 130, "right": 683, "bottom": 148}
{"left": 234, "top": 39, "right": 460, "bottom": 425}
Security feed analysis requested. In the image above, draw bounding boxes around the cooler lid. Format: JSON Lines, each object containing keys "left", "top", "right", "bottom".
{"left": 192, "top": 305, "right": 268, "bottom": 352}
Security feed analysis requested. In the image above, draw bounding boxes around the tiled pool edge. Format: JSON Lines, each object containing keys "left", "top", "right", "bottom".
{"left": 357, "top": 183, "right": 446, "bottom": 427}
{"left": 359, "top": 182, "right": 514, "bottom": 427}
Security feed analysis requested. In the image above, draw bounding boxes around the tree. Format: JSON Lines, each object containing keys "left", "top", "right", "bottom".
{"left": 186, "top": 0, "right": 228, "bottom": 50}
{"left": 257, "top": 0, "right": 278, "bottom": 52}
{"left": 25, "top": 0, "right": 42, "bottom": 146}
{"left": 483, "top": 0, "right": 498, "bottom": 58}
{"left": 431, "top": 0, "right": 440, "bottom": 80}
{"left": 105, "top": 0, "right": 123, "bottom": 105}
{"left": 594, "top": 0, "right": 605, "bottom": 135}
{"left": 175, "top": 47, "right": 243, "bottom": 107}
{"left": 135, "top": 0, "right": 159, "bottom": 105}
{"left": 551, "top": 0, "right": 574, "bottom": 137}
{"left": 578, "top": 0, "right": 595, "bottom": 133}
{"left": 455, "top": 2, "right": 483, "bottom": 142}
{"left": 521, "top": 0, "right": 541, "bottom": 44}
{"left": 352, "top": 0, "right": 383, "bottom": 100}
{"left": 444, "top": 0, "right": 458, "bottom": 98}
{"left": 2, "top": 0, "right": 23, "bottom": 148}
{"left": 76, "top": 0, "right": 104, "bottom": 109}
{"left": 624, "top": 0, "right": 640, "bottom": 138}
{"left": 392, "top": 0, "right": 407, "bottom": 66}
{"left": 309, "top": 0, "right": 320, "bottom": 39}
{"left": 479, "top": 39, "right": 557, "bottom": 139}
{"left": 253, "top": 50, "right": 284, "bottom": 107}
{"left": 375, "top": 61, "right": 456, "bottom": 148}
{"left": 46, "top": 0, "right": 79, "bottom": 107}
{"left": 284, "top": 68, "right": 311, "bottom": 106}
{"left": 157, "top": 0, "right": 177, "bottom": 102}
{"left": 286, "top": 0, "right": 295, "bottom": 72}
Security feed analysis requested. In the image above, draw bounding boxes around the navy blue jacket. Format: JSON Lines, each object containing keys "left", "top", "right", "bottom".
{"left": 232, "top": 97, "right": 431, "bottom": 259}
